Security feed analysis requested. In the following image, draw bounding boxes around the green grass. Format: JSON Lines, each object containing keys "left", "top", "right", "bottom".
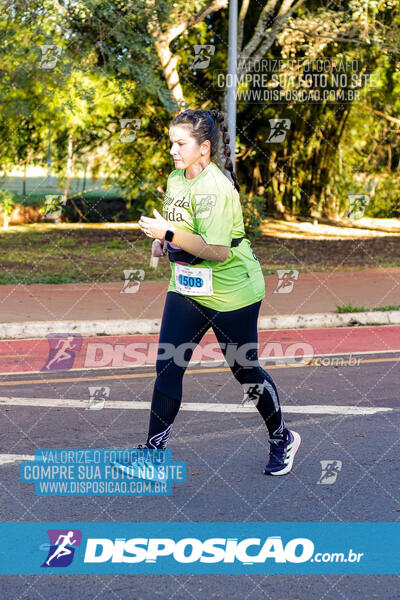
{"left": 371, "top": 305, "right": 400, "bottom": 311}
{"left": 1, "top": 223, "right": 400, "bottom": 285}
{"left": 105, "top": 239, "right": 129, "bottom": 250}
{"left": 0, "top": 273, "right": 76, "bottom": 284}
{"left": 336, "top": 303, "right": 400, "bottom": 313}
{"left": 336, "top": 303, "right": 368, "bottom": 313}
{"left": 0, "top": 225, "right": 171, "bottom": 284}
{"left": 5, "top": 185, "right": 124, "bottom": 207}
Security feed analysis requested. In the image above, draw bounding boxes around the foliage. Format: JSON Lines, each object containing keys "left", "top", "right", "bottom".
{"left": 241, "top": 194, "right": 267, "bottom": 240}
{"left": 234, "top": 0, "right": 400, "bottom": 219}
{"left": 0, "top": 190, "right": 15, "bottom": 216}
{"left": 0, "top": 0, "right": 399, "bottom": 222}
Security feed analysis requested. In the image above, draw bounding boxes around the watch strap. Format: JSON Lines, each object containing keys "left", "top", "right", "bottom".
{"left": 165, "top": 229, "right": 175, "bottom": 242}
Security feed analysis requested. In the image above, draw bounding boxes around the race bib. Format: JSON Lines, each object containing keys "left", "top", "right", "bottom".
{"left": 175, "top": 263, "right": 213, "bottom": 296}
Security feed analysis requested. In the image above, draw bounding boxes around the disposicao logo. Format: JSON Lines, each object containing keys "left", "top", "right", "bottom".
{"left": 83, "top": 536, "right": 314, "bottom": 564}
{"left": 41, "top": 529, "right": 82, "bottom": 567}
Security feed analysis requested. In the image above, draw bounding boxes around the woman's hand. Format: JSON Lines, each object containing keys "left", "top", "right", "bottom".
{"left": 139, "top": 209, "right": 169, "bottom": 240}
{"left": 152, "top": 238, "right": 166, "bottom": 257}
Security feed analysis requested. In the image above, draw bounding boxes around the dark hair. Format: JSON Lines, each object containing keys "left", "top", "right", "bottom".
{"left": 170, "top": 108, "right": 240, "bottom": 193}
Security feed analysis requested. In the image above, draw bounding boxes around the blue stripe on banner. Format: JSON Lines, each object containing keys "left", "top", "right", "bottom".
{"left": 0, "top": 522, "right": 398, "bottom": 574}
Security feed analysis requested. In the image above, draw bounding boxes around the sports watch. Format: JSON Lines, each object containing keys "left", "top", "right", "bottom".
{"left": 165, "top": 227, "right": 176, "bottom": 242}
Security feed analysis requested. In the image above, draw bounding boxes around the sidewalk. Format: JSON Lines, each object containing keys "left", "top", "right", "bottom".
{"left": 1, "top": 267, "right": 400, "bottom": 338}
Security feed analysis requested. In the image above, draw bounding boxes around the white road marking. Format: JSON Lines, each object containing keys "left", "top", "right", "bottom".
{"left": 0, "top": 417, "right": 313, "bottom": 466}
{"left": 0, "top": 454, "right": 35, "bottom": 466}
{"left": 0, "top": 396, "right": 392, "bottom": 415}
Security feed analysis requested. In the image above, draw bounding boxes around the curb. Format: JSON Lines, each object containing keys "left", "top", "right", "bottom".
{"left": 1, "top": 310, "right": 400, "bottom": 340}
{"left": 259, "top": 310, "right": 400, "bottom": 330}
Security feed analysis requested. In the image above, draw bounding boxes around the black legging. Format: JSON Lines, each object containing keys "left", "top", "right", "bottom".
{"left": 145, "top": 291, "right": 285, "bottom": 448}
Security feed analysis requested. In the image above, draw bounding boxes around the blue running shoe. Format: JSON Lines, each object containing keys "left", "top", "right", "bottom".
{"left": 112, "top": 445, "right": 166, "bottom": 482}
{"left": 264, "top": 429, "right": 301, "bottom": 476}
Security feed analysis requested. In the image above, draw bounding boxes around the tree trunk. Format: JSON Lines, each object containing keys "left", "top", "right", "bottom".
{"left": 145, "top": 0, "right": 228, "bottom": 112}
{"left": 23, "top": 162, "right": 27, "bottom": 196}
{"left": 269, "top": 150, "right": 288, "bottom": 218}
{"left": 64, "top": 134, "right": 74, "bottom": 200}
{"left": 153, "top": 39, "right": 185, "bottom": 110}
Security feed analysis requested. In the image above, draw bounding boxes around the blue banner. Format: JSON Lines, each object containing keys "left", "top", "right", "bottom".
{"left": 19, "top": 448, "right": 186, "bottom": 496}
{"left": 0, "top": 522, "right": 398, "bottom": 574}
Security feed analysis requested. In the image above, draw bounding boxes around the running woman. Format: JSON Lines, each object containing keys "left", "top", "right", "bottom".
{"left": 133, "top": 109, "right": 300, "bottom": 475}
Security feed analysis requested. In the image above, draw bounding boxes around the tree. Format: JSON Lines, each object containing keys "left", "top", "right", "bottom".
{"left": 233, "top": 0, "right": 399, "bottom": 219}
{"left": 1, "top": 0, "right": 399, "bottom": 223}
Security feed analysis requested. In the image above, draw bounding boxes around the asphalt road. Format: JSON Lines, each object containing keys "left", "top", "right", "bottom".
{"left": 0, "top": 342, "right": 399, "bottom": 599}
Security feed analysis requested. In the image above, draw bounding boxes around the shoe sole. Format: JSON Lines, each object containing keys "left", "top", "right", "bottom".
{"left": 264, "top": 430, "right": 301, "bottom": 476}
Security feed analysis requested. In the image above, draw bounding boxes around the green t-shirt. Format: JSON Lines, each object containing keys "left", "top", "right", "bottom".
{"left": 163, "top": 161, "right": 265, "bottom": 312}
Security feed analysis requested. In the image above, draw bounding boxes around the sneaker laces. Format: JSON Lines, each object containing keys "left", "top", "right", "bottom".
{"left": 136, "top": 443, "right": 165, "bottom": 465}
{"left": 267, "top": 437, "right": 287, "bottom": 465}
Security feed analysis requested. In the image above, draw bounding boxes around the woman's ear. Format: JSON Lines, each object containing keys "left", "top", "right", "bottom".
{"left": 201, "top": 139, "right": 211, "bottom": 156}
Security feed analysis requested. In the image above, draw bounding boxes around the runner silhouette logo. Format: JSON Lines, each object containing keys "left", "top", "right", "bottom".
{"left": 42, "top": 333, "right": 82, "bottom": 371}
{"left": 41, "top": 529, "right": 82, "bottom": 568}
{"left": 188, "top": 45, "right": 215, "bottom": 70}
